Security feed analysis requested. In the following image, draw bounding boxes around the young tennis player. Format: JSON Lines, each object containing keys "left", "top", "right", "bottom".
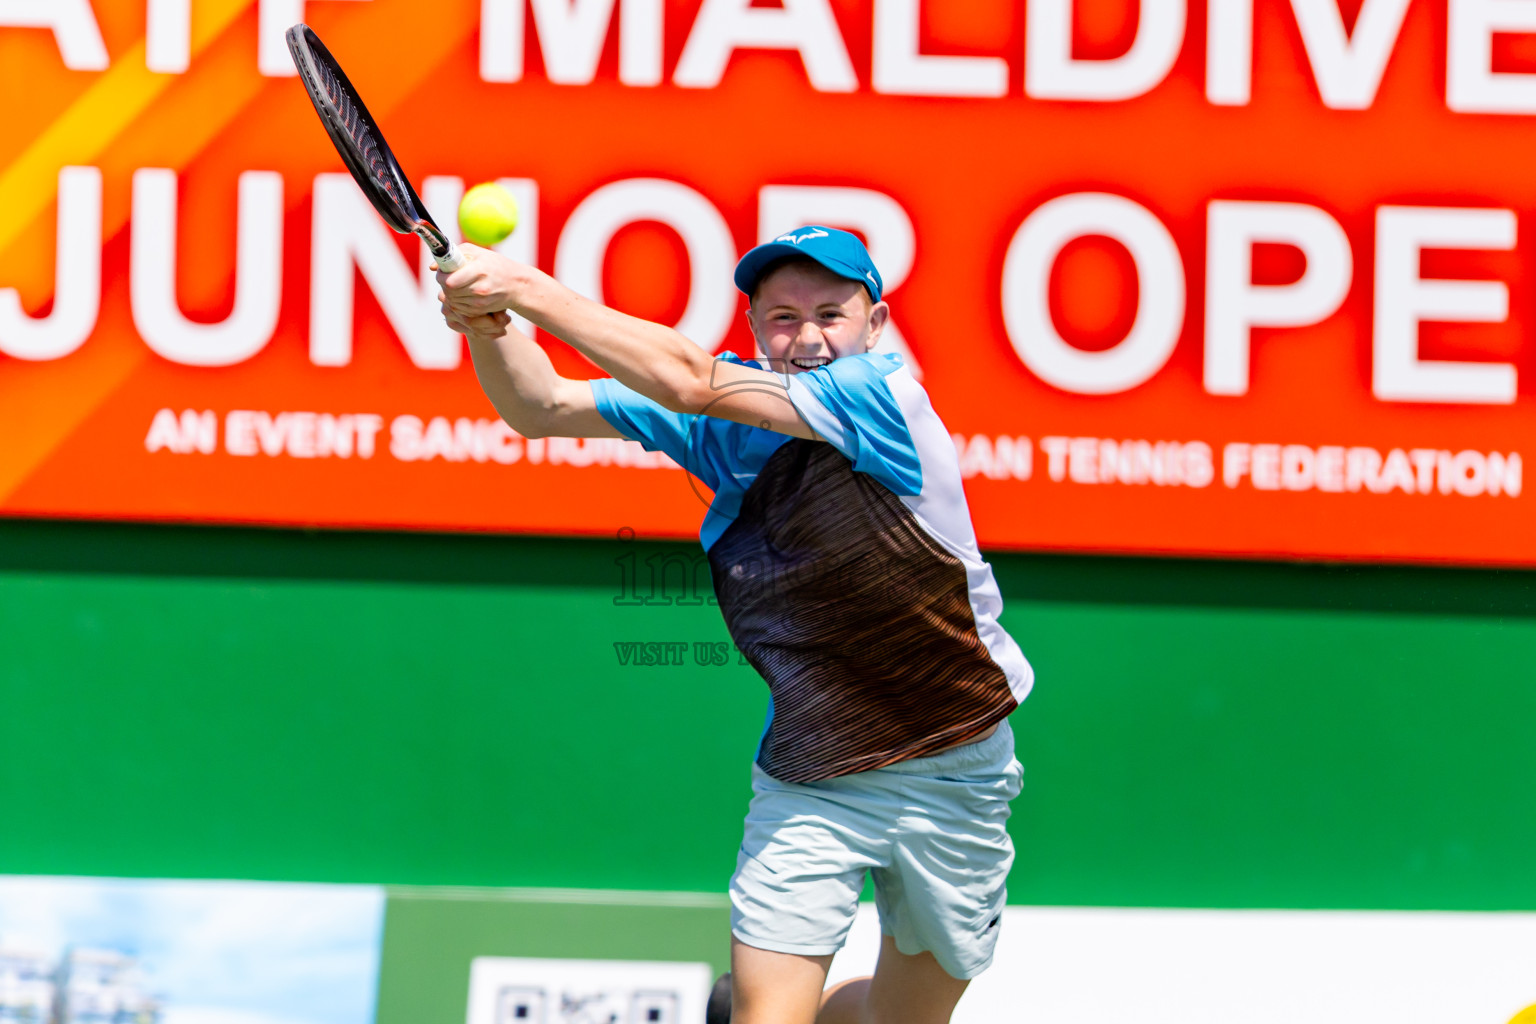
{"left": 437, "top": 228, "right": 1032, "bottom": 1024}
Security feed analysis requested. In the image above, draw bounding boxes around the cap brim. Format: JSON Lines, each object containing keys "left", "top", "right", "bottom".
{"left": 734, "top": 243, "right": 879, "bottom": 300}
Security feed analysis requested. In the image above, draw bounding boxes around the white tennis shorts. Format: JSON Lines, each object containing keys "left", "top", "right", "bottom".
{"left": 728, "top": 720, "right": 1023, "bottom": 980}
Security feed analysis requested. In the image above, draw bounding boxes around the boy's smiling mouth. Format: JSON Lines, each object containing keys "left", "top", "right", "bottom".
{"left": 790, "top": 356, "right": 832, "bottom": 370}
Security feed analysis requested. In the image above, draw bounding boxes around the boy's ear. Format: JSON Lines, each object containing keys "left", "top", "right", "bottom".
{"left": 863, "top": 301, "right": 891, "bottom": 352}
{"left": 744, "top": 307, "right": 765, "bottom": 357}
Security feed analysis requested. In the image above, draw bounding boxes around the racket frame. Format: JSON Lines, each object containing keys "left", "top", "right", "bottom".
{"left": 285, "top": 23, "right": 465, "bottom": 272}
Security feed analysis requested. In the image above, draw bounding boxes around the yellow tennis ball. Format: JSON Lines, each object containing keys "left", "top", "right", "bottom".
{"left": 458, "top": 182, "right": 519, "bottom": 247}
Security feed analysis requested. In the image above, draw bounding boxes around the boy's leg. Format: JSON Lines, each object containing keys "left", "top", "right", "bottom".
{"left": 730, "top": 937, "right": 833, "bottom": 1024}
{"left": 814, "top": 937, "right": 968, "bottom": 1024}
{"left": 814, "top": 723, "right": 1022, "bottom": 1024}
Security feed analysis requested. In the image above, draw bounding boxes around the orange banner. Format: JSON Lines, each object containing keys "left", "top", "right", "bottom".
{"left": 2, "top": 0, "right": 1533, "bottom": 564}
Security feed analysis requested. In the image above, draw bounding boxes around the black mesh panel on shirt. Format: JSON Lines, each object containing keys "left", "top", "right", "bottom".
{"left": 708, "top": 439, "right": 1016, "bottom": 783}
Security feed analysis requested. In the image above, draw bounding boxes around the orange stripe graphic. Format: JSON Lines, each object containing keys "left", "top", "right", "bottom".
{"left": 0, "top": 1, "right": 481, "bottom": 506}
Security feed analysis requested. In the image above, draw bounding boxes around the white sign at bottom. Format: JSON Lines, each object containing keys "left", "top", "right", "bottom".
{"left": 467, "top": 957, "right": 713, "bottom": 1024}
{"left": 828, "top": 905, "right": 1536, "bottom": 1024}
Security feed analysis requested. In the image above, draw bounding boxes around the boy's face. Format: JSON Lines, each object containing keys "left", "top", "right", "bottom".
{"left": 747, "top": 261, "right": 889, "bottom": 373}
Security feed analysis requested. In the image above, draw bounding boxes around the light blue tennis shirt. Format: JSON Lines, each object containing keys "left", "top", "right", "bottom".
{"left": 592, "top": 351, "right": 1033, "bottom": 782}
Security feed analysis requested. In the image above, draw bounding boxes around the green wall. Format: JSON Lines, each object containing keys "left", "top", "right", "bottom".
{"left": 1, "top": 519, "right": 1533, "bottom": 910}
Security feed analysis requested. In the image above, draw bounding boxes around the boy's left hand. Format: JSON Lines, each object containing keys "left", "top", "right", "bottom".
{"left": 441, "top": 302, "right": 511, "bottom": 340}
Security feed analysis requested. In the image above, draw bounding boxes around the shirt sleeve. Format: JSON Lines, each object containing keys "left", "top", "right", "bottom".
{"left": 785, "top": 352, "right": 923, "bottom": 496}
{"left": 590, "top": 377, "right": 717, "bottom": 485}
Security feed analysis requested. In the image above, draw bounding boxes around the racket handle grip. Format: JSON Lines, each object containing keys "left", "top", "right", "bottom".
{"left": 436, "top": 244, "right": 467, "bottom": 274}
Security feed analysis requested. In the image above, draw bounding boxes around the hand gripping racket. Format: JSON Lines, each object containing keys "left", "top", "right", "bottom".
{"left": 285, "top": 23, "right": 466, "bottom": 272}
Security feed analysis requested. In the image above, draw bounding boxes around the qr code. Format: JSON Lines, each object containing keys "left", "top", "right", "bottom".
{"left": 470, "top": 960, "right": 709, "bottom": 1024}
{"left": 495, "top": 987, "right": 680, "bottom": 1024}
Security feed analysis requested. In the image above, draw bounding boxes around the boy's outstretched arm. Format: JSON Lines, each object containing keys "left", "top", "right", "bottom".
{"left": 437, "top": 247, "right": 817, "bottom": 439}
{"left": 443, "top": 305, "right": 621, "bottom": 440}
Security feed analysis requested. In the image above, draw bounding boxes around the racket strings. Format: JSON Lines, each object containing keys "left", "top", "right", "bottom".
{"left": 312, "top": 57, "right": 405, "bottom": 209}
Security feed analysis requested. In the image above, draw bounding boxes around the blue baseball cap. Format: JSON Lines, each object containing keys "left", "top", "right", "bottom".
{"left": 734, "top": 226, "right": 883, "bottom": 302}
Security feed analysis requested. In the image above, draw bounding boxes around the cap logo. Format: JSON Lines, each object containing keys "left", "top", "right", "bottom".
{"left": 775, "top": 228, "right": 829, "bottom": 245}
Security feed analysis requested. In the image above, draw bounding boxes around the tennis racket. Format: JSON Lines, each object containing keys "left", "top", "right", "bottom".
{"left": 285, "top": 23, "right": 465, "bottom": 273}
